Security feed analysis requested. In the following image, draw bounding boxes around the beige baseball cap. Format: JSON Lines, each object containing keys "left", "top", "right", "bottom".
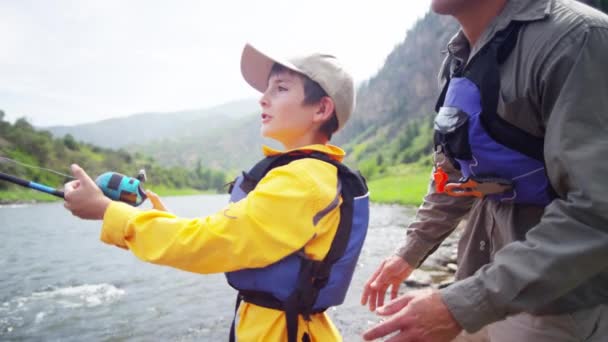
{"left": 240, "top": 43, "right": 355, "bottom": 131}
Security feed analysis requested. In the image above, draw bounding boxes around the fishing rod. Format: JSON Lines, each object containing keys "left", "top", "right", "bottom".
{"left": 0, "top": 171, "right": 65, "bottom": 198}
{"left": 0, "top": 157, "right": 148, "bottom": 206}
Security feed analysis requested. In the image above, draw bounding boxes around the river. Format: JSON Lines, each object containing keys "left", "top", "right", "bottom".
{"left": 0, "top": 195, "right": 456, "bottom": 341}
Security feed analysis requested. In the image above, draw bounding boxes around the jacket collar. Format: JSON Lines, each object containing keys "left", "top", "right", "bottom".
{"left": 262, "top": 144, "right": 346, "bottom": 162}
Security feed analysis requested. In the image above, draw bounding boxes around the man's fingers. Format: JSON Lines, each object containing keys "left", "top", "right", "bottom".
{"left": 368, "top": 289, "right": 378, "bottom": 312}
{"left": 70, "top": 164, "right": 96, "bottom": 188}
{"left": 376, "top": 284, "right": 389, "bottom": 308}
{"left": 363, "top": 313, "right": 411, "bottom": 341}
{"left": 390, "top": 282, "right": 400, "bottom": 299}
{"left": 361, "top": 285, "right": 370, "bottom": 306}
{"left": 377, "top": 294, "right": 415, "bottom": 316}
{"left": 361, "top": 261, "right": 386, "bottom": 305}
{"left": 369, "top": 261, "right": 385, "bottom": 281}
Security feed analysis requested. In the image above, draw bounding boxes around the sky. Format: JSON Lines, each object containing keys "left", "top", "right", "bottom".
{"left": 0, "top": 1, "right": 432, "bottom": 127}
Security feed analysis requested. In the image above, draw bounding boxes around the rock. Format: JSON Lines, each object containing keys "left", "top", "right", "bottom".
{"left": 404, "top": 270, "right": 432, "bottom": 288}
{"left": 437, "top": 276, "right": 455, "bottom": 289}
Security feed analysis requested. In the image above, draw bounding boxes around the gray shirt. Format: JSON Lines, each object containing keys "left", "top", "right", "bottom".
{"left": 396, "top": 0, "right": 608, "bottom": 332}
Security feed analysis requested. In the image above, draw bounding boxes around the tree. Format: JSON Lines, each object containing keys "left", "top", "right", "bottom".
{"left": 63, "top": 134, "right": 79, "bottom": 151}
{"left": 0, "top": 110, "right": 9, "bottom": 135}
{"left": 14, "top": 117, "right": 33, "bottom": 131}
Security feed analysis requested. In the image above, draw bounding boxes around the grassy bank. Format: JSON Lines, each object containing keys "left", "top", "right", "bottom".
{"left": 367, "top": 167, "right": 430, "bottom": 206}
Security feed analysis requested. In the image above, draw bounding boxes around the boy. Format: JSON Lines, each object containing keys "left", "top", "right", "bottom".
{"left": 63, "top": 43, "right": 369, "bottom": 341}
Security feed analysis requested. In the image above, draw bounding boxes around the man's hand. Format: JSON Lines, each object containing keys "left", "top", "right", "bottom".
{"left": 147, "top": 191, "right": 169, "bottom": 211}
{"left": 64, "top": 164, "right": 111, "bottom": 220}
{"left": 363, "top": 288, "right": 462, "bottom": 342}
{"left": 361, "top": 255, "right": 414, "bottom": 311}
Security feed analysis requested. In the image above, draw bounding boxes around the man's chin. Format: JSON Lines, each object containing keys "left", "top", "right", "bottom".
{"left": 431, "top": 0, "right": 468, "bottom": 15}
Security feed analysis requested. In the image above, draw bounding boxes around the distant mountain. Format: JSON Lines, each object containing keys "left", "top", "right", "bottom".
{"left": 46, "top": 12, "right": 459, "bottom": 175}
{"left": 131, "top": 13, "right": 458, "bottom": 172}
{"left": 130, "top": 113, "right": 280, "bottom": 172}
{"left": 334, "top": 14, "right": 458, "bottom": 167}
{"left": 46, "top": 98, "right": 258, "bottom": 149}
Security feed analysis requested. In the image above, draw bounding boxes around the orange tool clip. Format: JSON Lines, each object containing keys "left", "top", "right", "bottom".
{"left": 444, "top": 178, "right": 484, "bottom": 198}
{"left": 433, "top": 166, "right": 449, "bottom": 193}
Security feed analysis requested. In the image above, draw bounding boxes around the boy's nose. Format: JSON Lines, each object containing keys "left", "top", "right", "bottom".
{"left": 259, "top": 94, "right": 269, "bottom": 108}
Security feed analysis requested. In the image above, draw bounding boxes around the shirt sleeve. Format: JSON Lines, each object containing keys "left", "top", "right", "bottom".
{"left": 441, "top": 26, "right": 608, "bottom": 332}
{"left": 396, "top": 151, "right": 475, "bottom": 268}
{"left": 100, "top": 160, "right": 338, "bottom": 274}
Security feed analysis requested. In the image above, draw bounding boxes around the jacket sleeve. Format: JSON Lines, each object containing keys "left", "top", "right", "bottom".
{"left": 441, "top": 26, "right": 608, "bottom": 332}
{"left": 395, "top": 151, "right": 475, "bottom": 268}
{"left": 100, "top": 160, "right": 337, "bottom": 274}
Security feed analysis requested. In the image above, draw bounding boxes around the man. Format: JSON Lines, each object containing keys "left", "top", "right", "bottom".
{"left": 361, "top": 0, "right": 608, "bottom": 341}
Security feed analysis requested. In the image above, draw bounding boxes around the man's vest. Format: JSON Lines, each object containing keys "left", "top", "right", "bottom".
{"left": 225, "top": 151, "right": 369, "bottom": 342}
{"left": 434, "top": 22, "right": 555, "bottom": 206}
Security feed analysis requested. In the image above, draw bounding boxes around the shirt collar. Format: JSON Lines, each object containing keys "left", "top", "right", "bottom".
{"left": 447, "top": 0, "right": 552, "bottom": 61}
{"left": 261, "top": 144, "right": 346, "bottom": 162}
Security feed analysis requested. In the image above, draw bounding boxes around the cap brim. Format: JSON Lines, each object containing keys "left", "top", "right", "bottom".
{"left": 241, "top": 43, "right": 303, "bottom": 93}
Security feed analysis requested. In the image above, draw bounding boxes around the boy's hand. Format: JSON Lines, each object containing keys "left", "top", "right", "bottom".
{"left": 147, "top": 191, "right": 168, "bottom": 211}
{"left": 64, "top": 164, "right": 111, "bottom": 220}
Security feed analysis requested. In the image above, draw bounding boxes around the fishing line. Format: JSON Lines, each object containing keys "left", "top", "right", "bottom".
{"left": 0, "top": 156, "right": 69, "bottom": 198}
{"left": 0, "top": 156, "right": 75, "bottom": 180}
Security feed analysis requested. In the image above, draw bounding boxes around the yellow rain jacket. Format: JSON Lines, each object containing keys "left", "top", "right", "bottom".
{"left": 100, "top": 144, "right": 346, "bottom": 341}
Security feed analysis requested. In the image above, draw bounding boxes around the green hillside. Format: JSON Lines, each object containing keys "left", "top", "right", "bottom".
{"left": 130, "top": 113, "right": 280, "bottom": 173}
{"left": 0, "top": 112, "right": 227, "bottom": 203}
{"left": 333, "top": 14, "right": 457, "bottom": 204}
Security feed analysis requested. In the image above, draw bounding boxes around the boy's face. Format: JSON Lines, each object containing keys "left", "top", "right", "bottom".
{"left": 259, "top": 70, "right": 318, "bottom": 146}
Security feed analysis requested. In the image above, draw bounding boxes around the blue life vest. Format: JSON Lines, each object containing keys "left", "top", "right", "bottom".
{"left": 434, "top": 22, "right": 554, "bottom": 206}
{"left": 225, "top": 151, "right": 369, "bottom": 342}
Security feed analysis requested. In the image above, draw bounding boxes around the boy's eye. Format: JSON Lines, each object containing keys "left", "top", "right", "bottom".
{"left": 277, "top": 86, "right": 288, "bottom": 92}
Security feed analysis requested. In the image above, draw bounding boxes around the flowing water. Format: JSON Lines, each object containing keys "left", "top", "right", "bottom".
{"left": 0, "top": 195, "right": 434, "bottom": 341}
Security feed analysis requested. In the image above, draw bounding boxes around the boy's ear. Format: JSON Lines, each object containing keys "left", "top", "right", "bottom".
{"left": 313, "top": 96, "right": 335, "bottom": 123}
